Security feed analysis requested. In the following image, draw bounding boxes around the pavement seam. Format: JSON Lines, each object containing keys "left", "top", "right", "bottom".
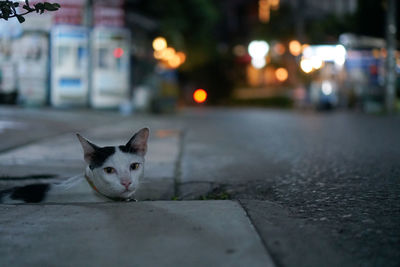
{"left": 173, "top": 129, "right": 186, "bottom": 198}
{"left": 238, "top": 199, "right": 279, "bottom": 267}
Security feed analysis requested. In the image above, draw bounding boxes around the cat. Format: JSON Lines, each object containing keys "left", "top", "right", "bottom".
{"left": 0, "top": 128, "right": 149, "bottom": 203}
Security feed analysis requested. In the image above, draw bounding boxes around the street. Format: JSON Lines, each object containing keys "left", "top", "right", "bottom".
{"left": 1, "top": 106, "right": 399, "bottom": 266}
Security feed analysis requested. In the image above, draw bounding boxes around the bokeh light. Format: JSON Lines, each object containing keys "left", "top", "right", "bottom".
{"left": 322, "top": 81, "right": 333, "bottom": 95}
{"left": 273, "top": 43, "right": 285, "bottom": 55}
{"left": 289, "top": 40, "right": 302, "bottom": 56}
{"left": 251, "top": 57, "right": 266, "bottom": 69}
{"left": 162, "top": 47, "right": 176, "bottom": 60}
{"left": 248, "top": 40, "right": 269, "bottom": 69}
{"left": 301, "top": 44, "right": 310, "bottom": 51}
{"left": 176, "top": 52, "right": 186, "bottom": 64}
{"left": 248, "top": 40, "right": 269, "bottom": 59}
{"left": 152, "top": 40, "right": 185, "bottom": 69}
{"left": 113, "top": 47, "right": 124, "bottom": 58}
{"left": 168, "top": 55, "right": 181, "bottom": 68}
{"left": 193, "top": 89, "right": 207, "bottom": 103}
{"left": 300, "top": 58, "right": 313, "bottom": 73}
{"left": 334, "top": 45, "right": 346, "bottom": 66}
{"left": 154, "top": 50, "right": 163, "bottom": 59}
{"left": 275, "top": 67, "right": 288, "bottom": 82}
{"left": 311, "top": 57, "right": 323, "bottom": 69}
{"left": 258, "top": 0, "right": 270, "bottom": 23}
{"left": 270, "top": 0, "right": 280, "bottom": 9}
{"left": 152, "top": 37, "right": 167, "bottom": 51}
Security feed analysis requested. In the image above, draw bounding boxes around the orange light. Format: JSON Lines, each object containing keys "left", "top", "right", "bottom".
{"left": 154, "top": 50, "right": 163, "bottom": 59}
{"left": 275, "top": 67, "right": 288, "bottom": 82}
{"left": 289, "top": 40, "right": 301, "bottom": 56}
{"left": 372, "top": 49, "right": 380, "bottom": 59}
{"left": 176, "top": 52, "right": 186, "bottom": 64}
{"left": 193, "top": 89, "right": 207, "bottom": 103}
{"left": 274, "top": 43, "right": 285, "bottom": 55}
{"left": 301, "top": 44, "right": 309, "bottom": 52}
{"left": 162, "top": 47, "right": 175, "bottom": 60}
{"left": 168, "top": 55, "right": 181, "bottom": 68}
{"left": 259, "top": 0, "right": 270, "bottom": 23}
{"left": 270, "top": 0, "right": 280, "bottom": 9}
{"left": 113, "top": 48, "right": 124, "bottom": 58}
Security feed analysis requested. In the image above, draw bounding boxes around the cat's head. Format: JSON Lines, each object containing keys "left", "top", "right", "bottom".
{"left": 76, "top": 128, "right": 149, "bottom": 200}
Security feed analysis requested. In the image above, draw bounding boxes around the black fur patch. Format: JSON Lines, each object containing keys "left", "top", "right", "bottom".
{"left": 118, "top": 145, "right": 137, "bottom": 154}
{"left": 0, "top": 174, "right": 56, "bottom": 180}
{"left": 89, "top": 146, "right": 116, "bottom": 169}
{"left": 10, "top": 184, "right": 50, "bottom": 203}
{"left": 118, "top": 145, "right": 129, "bottom": 153}
{"left": 0, "top": 188, "right": 13, "bottom": 203}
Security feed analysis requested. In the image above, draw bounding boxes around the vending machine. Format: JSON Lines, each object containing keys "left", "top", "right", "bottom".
{"left": 15, "top": 32, "right": 49, "bottom": 106}
{"left": 90, "top": 27, "right": 130, "bottom": 108}
{"left": 50, "top": 25, "right": 89, "bottom": 107}
{"left": 0, "top": 19, "right": 22, "bottom": 104}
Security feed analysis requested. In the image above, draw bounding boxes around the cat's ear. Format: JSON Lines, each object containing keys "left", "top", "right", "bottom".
{"left": 76, "top": 133, "right": 99, "bottom": 164}
{"left": 126, "top": 128, "right": 149, "bottom": 156}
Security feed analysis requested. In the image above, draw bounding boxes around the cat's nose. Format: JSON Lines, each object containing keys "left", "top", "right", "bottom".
{"left": 120, "top": 180, "right": 132, "bottom": 189}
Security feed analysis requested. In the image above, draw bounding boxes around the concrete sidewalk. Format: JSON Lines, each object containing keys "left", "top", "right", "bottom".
{"left": 0, "top": 201, "right": 274, "bottom": 267}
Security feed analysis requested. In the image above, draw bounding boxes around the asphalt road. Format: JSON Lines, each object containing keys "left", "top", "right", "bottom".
{"left": 175, "top": 108, "right": 400, "bottom": 267}
{"left": 1, "top": 107, "right": 399, "bottom": 266}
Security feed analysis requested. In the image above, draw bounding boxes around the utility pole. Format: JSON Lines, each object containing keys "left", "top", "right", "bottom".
{"left": 385, "top": 0, "right": 397, "bottom": 113}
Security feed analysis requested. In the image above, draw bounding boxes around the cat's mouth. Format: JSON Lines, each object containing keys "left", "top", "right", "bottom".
{"left": 121, "top": 188, "right": 136, "bottom": 196}
{"left": 123, "top": 186, "right": 135, "bottom": 192}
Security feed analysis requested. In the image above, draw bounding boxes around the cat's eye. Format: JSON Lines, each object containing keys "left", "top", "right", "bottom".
{"left": 103, "top": 167, "right": 116, "bottom": 174}
{"left": 130, "top": 163, "right": 140, "bottom": 171}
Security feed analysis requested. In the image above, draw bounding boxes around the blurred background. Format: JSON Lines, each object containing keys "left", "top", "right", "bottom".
{"left": 1, "top": 3, "right": 400, "bottom": 264}
{"left": 0, "top": 0, "right": 398, "bottom": 113}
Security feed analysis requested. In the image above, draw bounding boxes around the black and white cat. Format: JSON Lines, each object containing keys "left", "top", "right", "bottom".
{"left": 0, "top": 128, "right": 149, "bottom": 203}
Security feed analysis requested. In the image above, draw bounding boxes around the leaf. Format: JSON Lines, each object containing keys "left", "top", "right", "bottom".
{"left": 22, "top": 4, "right": 35, "bottom": 12}
{"left": 44, "top": 2, "right": 60, "bottom": 11}
{"left": 16, "top": 14, "right": 25, "bottom": 23}
{"left": 34, "top": 3, "right": 44, "bottom": 13}
{"left": 34, "top": 3, "right": 44, "bottom": 8}
{"left": 13, "top": 2, "right": 19, "bottom": 7}
{"left": 1, "top": 7, "right": 10, "bottom": 20}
